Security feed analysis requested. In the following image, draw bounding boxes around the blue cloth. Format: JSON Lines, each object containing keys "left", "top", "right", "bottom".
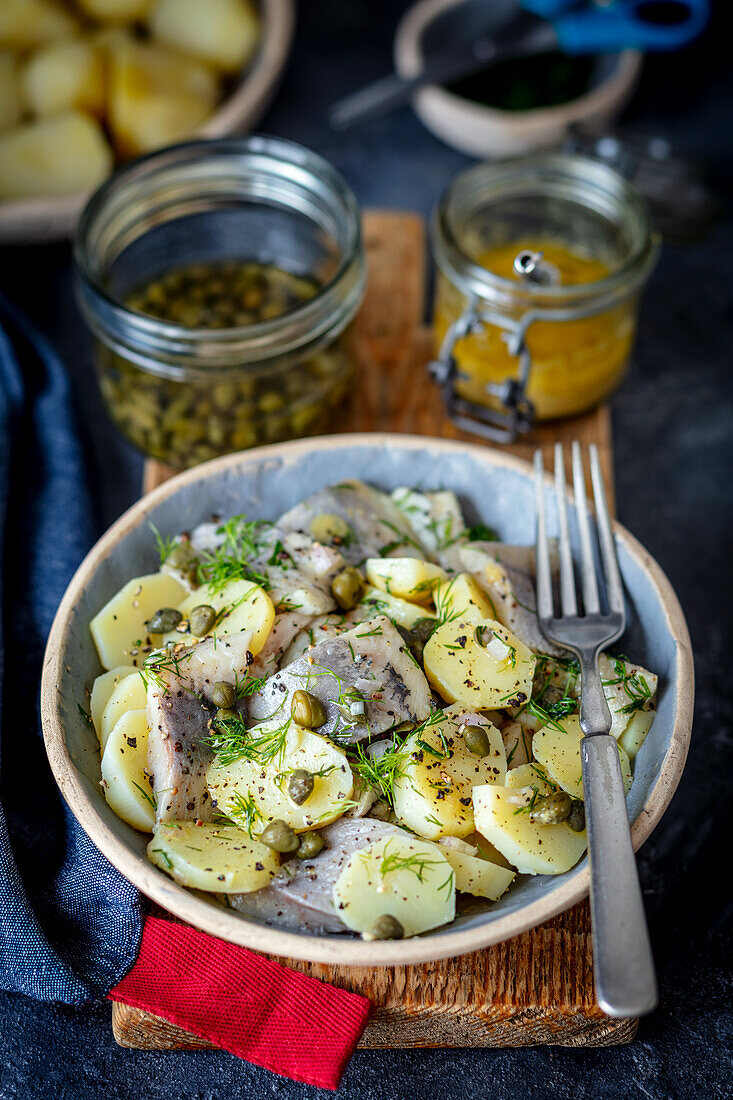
{"left": 0, "top": 293, "right": 142, "bottom": 1005}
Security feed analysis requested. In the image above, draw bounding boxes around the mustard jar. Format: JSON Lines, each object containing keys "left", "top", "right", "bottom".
{"left": 430, "top": 153, "right": 660, "bottom": 441}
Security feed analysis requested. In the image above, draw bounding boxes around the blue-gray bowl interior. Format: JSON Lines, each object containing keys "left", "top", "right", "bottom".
{"left": 59, "top": 440, "right": 680, "bottom": 941}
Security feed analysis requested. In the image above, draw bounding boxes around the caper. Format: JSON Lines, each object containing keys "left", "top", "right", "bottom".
{"left": 189, "top": 604, "right": 217, "bottom": 636}
{"left": 567, "top": 799, "right": 586, "bottom": 832}
{"left": 147, "top": 607, "right": 182, "bottom": 634}
{"left": 216, "top": 708, "right": 237, "bottom": 721}
{"left": 309, "top": 512, "right": 352, "bottom": 545}
{"left": 260, "top": 820, "right": 299, "bottom": 854}
{"left": 211, "top": 681, "right": 236, "bottom": 709}
{"left": 287, "top": 769, "right": 315, "bottom": 806}
{"left": 529, "top": 791, "right": 573, "bottom": 826}
{"left": 369, "top": 914, "right": 404, "bottom": 940}
{"left": 296, "top": 832, "right": 325, "bottom": 860}
{"left": 464, "top": 724, "right": 491, "bottom": 757}
{"left": 290, "top": 689, "right": 327, "bottom": 729}
{"left": 403, "top": 617, "right": 437, "bottom": 662}
{"left": 109, "top": 261, "right": 354, "bottom": 468}
{"left": 331, "top": 567, "right": 365, "bottom": 611}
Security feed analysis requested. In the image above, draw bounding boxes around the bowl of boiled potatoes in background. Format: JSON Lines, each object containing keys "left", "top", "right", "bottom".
{"left": 0, "top": 0, "right": 295, "bottom": 243}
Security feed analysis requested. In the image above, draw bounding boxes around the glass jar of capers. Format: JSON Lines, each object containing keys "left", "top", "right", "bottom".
{"left": 74, "top": 137, "right": 366, "bottom": 468}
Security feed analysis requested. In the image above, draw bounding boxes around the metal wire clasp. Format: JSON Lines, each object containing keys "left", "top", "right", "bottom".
{"left": 428, "top": 295, "right": 536, "bottom": 443}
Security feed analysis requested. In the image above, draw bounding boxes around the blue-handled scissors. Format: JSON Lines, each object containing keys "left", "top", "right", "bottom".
{"left": 329, "top": 0, "right": 709, "bottom": 130}
{"left": 522, "top": 0, "right": 709, "bottom": 54}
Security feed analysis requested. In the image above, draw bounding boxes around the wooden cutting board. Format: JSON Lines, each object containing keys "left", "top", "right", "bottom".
{"left": 114, "top": 211, "right": 634, "bottom": 1051}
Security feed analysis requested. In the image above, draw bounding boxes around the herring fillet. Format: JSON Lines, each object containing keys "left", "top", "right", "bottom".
{"left": 186, "top": 519, "right": 346, "bottom": 615}
{"left": 276, "top": 479, "right": 426, "bottom": 564}
{"left": 249, "top": 610, "right": 314, "bottom": 678}
{"left": 146, "top": 632, "right": 254, "bottom": 824}
{"left": 229, "top": 817, "right": 407, "bottom": 933}
{"left": 246, "top": 615, "right": 432, "bottom": 743}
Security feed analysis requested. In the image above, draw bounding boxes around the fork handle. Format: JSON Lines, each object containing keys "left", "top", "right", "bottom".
{"left": 581, "top": 733, "right": 658, "bottom": 1017}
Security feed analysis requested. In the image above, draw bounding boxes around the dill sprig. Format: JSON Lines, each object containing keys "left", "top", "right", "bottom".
{"left": 369, "top": 838, "right": 448, "bottom": 887}
{"left": 204, "top": 712, "right": 250, "bottom": 765}
{"left": 234, "top": 671, "right": 267, "bottom": 700}
{"left": 512, "top": 785, "right": 541, "bottom": 816}
{"left": 195, "top": 514, "right": 271, "bottom": 595}
{"left": 603, "top": 657, "right": 653, "bottom": 715}
{"left": 409, "top": 708, "right": 448, "bottom": 739}
{"left": 132, "top": 781, "right": 158, "bottom": 812}
{"left": 524, "top": 699, "right": 567, "bottom": 734}
{"left": 378, "top": 520, "right": 425, "bottom": 557}
{"left": 140, "top": 646, "right": 193, "bottom": 691}
{"left": 349, "top": 740, "right": 410, "bottom": 806}
{"left": 77, "top": 703, "right": 95, "bottom": 732}
{"left": 149, "top": 522, "right": 177, "bottom": 565}
{"left": 464, "top": 523, "right": 499, "bottom": 543}
{"left": 226, "top": 790, "right": 264, "bottom": 839}
{"left": 544, "top": 697, "right": 579, "bottom": 722}
{"left": 207, "top": 713, "right": 293, "bottom": 766}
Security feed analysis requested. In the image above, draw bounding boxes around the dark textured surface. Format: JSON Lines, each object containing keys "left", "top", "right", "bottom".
{"left": 0, "top": 2, "right": 731, "bottom": 1097}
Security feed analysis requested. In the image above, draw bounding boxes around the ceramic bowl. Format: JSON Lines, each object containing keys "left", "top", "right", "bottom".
{"left": 393, "top": 0, "right": 642, "bottom": 159}
{"left": 41, "top": 434, "right": 693, "bottom": 965}
{"left": 0, "top": 0, "right": 295, "bottom": 246}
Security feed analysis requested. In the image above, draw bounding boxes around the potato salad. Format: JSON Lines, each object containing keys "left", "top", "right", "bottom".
{"left": 85, "top": 480, "right": 658, "bottom": 941}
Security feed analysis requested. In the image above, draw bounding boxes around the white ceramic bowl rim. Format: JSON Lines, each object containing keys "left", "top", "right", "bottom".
{"left": 41, "top": 434, "right": 693, "bottom": 966}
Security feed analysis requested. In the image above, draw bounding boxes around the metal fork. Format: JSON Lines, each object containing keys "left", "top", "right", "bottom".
{"left": 534, "top": 441, "right": 658, "bottom": 1018}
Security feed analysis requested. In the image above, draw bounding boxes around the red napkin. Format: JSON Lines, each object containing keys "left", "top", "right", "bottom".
{"left": 108, "top": 915, "right": 370, "bottom": 1089}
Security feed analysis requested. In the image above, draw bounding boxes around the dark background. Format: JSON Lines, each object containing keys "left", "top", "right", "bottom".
{"left": 1, "top": 2, "right": 731, "bottom": 1098}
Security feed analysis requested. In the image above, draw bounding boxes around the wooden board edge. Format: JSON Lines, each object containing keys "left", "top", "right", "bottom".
{"left": 111, "top": 1001, "right": 637, "bottom": 1050}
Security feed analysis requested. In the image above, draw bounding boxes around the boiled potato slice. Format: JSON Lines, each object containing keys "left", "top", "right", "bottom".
{"left": 619, "top": 709, "right": 655, "bottom": 760}
{"left": 532, "top": 715, "right": 632, "bottom": 799}
{"left": 22, "top": 38, "right": 105, "bottom": 119}
{"left": 148, "top": 822, "right": 279, "bottom": 893}
{"left": 599, "top": 654, "right": 658, "bottom": 741}
{"left": 0, "top": 111, "right": 113, "bottom": 201}
{"left": 90, "top": 665, "right": 137, "bottom": 732}
{"left": 424, "top": 617, "right": 535, "bottom": 710}
{"left": 332, "top": 834, "right": 455, "bottom": 937}
{"left": 365, "top": 558, "right": 447, "bottom": 605}
{"left": 434, "top": 573, "right": 496, "bottom": 625}
{"left": 468, "top": 831, "right": 515, "bottom": 871}
{"left": 207, "top": 721, "right": 354, "bottom": 833}
{"left": 392, "top": 704, "right": 506, "bottom": 840}
{"left": 99, "top": 672, "right": 147, "bottom": 751}
{"left": 439, "top": 846, "right": 515, "bottom": 901}
{"left": 473, "top": 783, "right": 587, "bottom": 876}
{"left": 505, "top": 762, "right": 554, "bottom": 791}
{"left": 149, "top": 0, "right": 259, "bottom": 74}
{"left": 356, "top": 587, "right": 436, "bottom": 631}
{"left": 166, "top": 579, "right": 274, "bottom": 653}
{"left": 100, "top": 709, "right": 155, "bottom": 832}
{"left": 107, "top": 37, "right": 219, "bottom": 158}
{"left": 78, "top": 0, "right": 153, "bottom": 19}
{"left": 0, "top": 52, "right": 22, "bottom": 133}
{"left": 0, "top": 0, "right": 78, "bottom": 51}
{"left": 90, "top": 570, "right": 189, "bottom": 670}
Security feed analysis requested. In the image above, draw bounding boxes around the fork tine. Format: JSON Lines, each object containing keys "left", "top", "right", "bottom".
{"left": 571, "top": 441, "right": 600, "bottom": 615}
{"left": 554, "top": 443, "right": 578, "bottom": 618}
{"left": 590, "top": 444, "right": 624, "bottom": 616}
{"left": 534, "top": 450, "right": 554, "bottom": 621}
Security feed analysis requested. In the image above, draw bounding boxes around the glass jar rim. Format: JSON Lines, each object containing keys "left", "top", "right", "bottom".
{"left": 73, "top": 136, "right": 365, "bottom": 370}
{"left": 432, "top": 152, "right": 660, "bottom": 311}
